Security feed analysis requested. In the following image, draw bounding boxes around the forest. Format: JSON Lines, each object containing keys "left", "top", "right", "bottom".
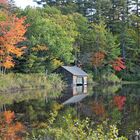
{"left": 0, "top": 0, "right": 140, "bottom": 82}
{"left": 1, "top": 1, "right": 140, "bottom": 140}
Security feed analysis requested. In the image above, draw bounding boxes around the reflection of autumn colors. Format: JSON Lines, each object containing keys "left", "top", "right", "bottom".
{"left": 3, "top": 111, "right": 15, "bottom": 124}
{"left": 92, "top": 101, "right": 106, "bottom": 116}
{"left": 0, "top": 0, "right": 7, "bottom": 4}
{"left": 113, "top": 96, "right": 126, "bottom": 111}
{"left": 0, "top": 111, "right": 25, "bottom": 140}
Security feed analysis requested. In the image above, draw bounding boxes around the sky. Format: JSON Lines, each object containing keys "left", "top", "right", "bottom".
{"left": 12, "top": 0, "right": 138, "bottom": 10}
{"left": 14, "top": 0, "right": 42, "bottom": 9}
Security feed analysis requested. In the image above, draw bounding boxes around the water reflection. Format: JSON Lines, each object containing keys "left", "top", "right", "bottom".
{"left": 0, "top": 111, "right": 25, "bottom": 139}
{"left": 62, "top": 85, "right": 88, "bottom": 105}
{"left": 62, "top": 84, "right": 140, "bottom": 139}
{"left": 0, "top": 88, "right": 62, "bottom": 111}
{"left": 75, "top": 84, "right": 140, "bottom": 138}
{"left": 0, "top": 84, "right": 139, "bottom": 139}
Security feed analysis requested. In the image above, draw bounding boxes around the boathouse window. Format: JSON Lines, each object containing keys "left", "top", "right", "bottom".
{"left": 76, "top": 77, "right": 83, "bottom": 85}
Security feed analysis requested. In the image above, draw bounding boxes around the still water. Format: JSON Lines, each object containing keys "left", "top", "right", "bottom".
{"left": 0, "top": 84, "right": 140, "bottom": 139}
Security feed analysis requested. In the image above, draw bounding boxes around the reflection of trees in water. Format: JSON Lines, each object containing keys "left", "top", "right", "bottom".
{"left": 118, "top": 85, "right": 140, "bottom": 136}
{"left": 0, "top": 111, "right": 25, "bottom": 140}
{"left": 0, "top": 84, "right": 140, "bottom": 139}
{"left": 0, "top": 90, "right": 47, "bottom": 107}
{"left": 74, "top": 84, "right": 140, "bottom": 138}
{"left": 8, "top": 99, "right": 63, "bottom": 124}
{"left": 0, "top": 89, "right": 62, "bottom": 110}
{"left": 91, "top": 101, "right": 106, "bottom": 116}
{"left": 113, "top": 96, "right": 126, "bottom": 111}
{"left": 120, "top": 84, "right": 140, "bottom": 96}
{"left": 92, "top": 84, "right": 122, "bottom": 95}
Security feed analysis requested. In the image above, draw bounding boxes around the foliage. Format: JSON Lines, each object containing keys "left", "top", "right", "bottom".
{"left": 80, "top": 21, "right": 121, "bottom": 76}
{"left": 1, "top": 0, "right": 140, "bottom": 80}
{"left": 111, "top": 57, "right": 126, "bottom": 71}
{"left": 16, "top": 6, "right": 78, "bottom": 73}
{"left": 91, "top": 51, "right": 105, "bottom": 67}
{"left": 31, "top": 0, "right": 140, "bottom": 81}
{"left": 26, "top": 111, "right": 127, "bottom": 140}
{"left": 0, "top": 0, "right": 28, "bottom": 73}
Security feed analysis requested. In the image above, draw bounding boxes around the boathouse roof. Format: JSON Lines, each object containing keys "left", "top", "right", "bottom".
{"left": 62, "top": 66, "right": 88, "bottom": 76}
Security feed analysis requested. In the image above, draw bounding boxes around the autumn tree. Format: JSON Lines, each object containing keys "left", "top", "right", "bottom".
{"left": 0, "top": 0, "right": 28, "bottom": 73}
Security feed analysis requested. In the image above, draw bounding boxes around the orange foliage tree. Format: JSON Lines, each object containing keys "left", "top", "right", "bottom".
{"left": 91, "top": 51, "right": 105, "bottom": 67}
{"left": 91, "top": 51, "right": 126, "bottom": 72}
{"left": 0, "top": 0, "right": 28, "bottom": 73}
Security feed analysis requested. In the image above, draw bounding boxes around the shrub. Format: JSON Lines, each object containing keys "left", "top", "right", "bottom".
{"left": 26, "top": 112, "right": 127, "bottom": 140}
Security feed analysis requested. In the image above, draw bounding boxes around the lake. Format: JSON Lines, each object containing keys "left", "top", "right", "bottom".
{"left": 0, "top": 84, "right": 140, "bottom": 139}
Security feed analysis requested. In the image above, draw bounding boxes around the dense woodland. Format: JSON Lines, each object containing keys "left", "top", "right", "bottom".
{"left": 0, "top": 1, "right": 140, "bottom": 139}
{"left": 0, "top": 0, "right": 140, "bottom": 81}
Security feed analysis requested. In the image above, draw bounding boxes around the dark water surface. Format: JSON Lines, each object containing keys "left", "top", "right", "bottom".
{"left": 0, "top": 84, "right": 140, "bottom": 139}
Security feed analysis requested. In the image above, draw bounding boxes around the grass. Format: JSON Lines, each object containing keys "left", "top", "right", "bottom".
{"left": 0, "top": 73, "right": 65, "bottom": 93}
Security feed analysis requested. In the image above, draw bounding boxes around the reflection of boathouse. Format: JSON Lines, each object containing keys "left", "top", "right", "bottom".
{"left": 56, "top": 66, "right": 88, "bottom": 86}
{"left": 61, "top": 85, "right": 88, "bottom": 105}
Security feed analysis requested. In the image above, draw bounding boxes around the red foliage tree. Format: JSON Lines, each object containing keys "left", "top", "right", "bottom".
{"left": 111, "top": 57, "right": 126, "bottom": 71}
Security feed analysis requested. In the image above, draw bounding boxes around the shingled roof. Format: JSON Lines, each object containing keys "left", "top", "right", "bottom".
{"left": 62, "top": 66, "right": 88, "bottom": 76}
